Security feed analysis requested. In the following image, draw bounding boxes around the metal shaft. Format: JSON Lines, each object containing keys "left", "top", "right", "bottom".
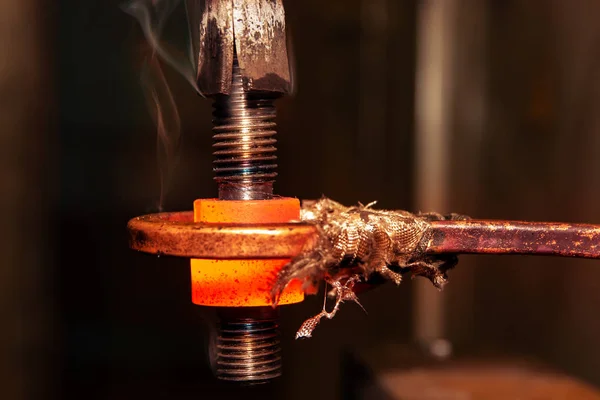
{"left": 210, "top": 54, "right": 282, "bottom": 384}
{"left": 426, "top": 220, "right": 600, "bottom": 259}
{"left": 212, "top": 57, "right": 279, "bottom": 200}
{"left": 214, "top": 307, "right": 282, "bottom": 384}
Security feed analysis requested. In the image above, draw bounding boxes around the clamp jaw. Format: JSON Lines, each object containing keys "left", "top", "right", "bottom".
{"left": 187, "top": 0, "right": 293, "bottom": 96}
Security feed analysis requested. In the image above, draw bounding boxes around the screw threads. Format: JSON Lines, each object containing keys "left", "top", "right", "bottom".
{"left": 209, "top": 56, "right": 284, "bottom": 384}
{"left": 212, "top": 59, "right": 279, "bottom": 200}
{"left": 215, "top": 317, "right": 282, "bottom": 383}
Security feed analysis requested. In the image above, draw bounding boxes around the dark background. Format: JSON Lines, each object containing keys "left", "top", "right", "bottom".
{"left": 1, "top": 0, "right": 600, "bottom": 399}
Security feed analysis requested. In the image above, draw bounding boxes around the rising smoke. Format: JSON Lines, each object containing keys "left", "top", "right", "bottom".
{"left": 122, "top": 0, "right": 201, "bottom": 93}
{"left": 122, "top": 0, "right": 203, "bottom": 210}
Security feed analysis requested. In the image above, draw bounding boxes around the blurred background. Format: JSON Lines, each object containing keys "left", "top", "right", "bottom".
{"left": 1, "top": 0, "right": 600, "bottom": 399}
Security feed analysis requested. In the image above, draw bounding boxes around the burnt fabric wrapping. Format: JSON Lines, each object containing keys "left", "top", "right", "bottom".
{"left": 271, "top": 197, "right": 465, "bottom": 338}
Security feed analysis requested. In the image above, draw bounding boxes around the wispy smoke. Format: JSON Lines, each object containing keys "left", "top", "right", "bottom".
{"left": 140, "top": 52, "right": 180, "bottom": 211}
{"left": 122, "top": 0, "right": 203, "bottom": 210}
{"left": 122, "top": 0, "right": 202, "bottom": 94}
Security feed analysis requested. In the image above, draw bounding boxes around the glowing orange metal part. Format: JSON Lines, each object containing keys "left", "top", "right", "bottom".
{"left": 190, "top": 197, "right": 304, "bottom": 307}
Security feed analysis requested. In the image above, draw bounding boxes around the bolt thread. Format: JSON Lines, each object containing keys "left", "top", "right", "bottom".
{"left": 212, "top": 59, "right": 278, "bottom": 200}
{"left": 210, "top": 56, "right": 283, "bottom": 384}
{"left": 215, "top": 317, "right": 282, "bottom": 383}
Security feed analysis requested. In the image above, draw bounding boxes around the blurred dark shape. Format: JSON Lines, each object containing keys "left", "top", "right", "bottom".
{"left": 342, "top": 345, "right": 600, "bottom": 399}
{"left": 0, "top": 0, "right": 54, "bottom": 399}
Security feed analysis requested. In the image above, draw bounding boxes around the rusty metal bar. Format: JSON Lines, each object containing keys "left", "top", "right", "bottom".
{"left": 129, "top": 212, "right": 600, "bottom": 260}
{"left": 427, "top": 220, "right": 600, "bottom": 259}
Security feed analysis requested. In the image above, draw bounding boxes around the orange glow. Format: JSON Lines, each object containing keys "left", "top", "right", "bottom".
{"left": 190, "top": 197, "right": 304, "bottom": 307}
{"left": 194, "top": 198, "right": 300, "bottom": 223}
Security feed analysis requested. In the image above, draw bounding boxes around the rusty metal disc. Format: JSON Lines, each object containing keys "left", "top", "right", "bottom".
{"left": 127, "top": 211, "right": 317, "bottom": 259}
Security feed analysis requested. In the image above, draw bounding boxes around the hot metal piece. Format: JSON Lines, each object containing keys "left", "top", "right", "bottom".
{"left": 196, "top": 1, "right": 293, "bottom": 380}
{"left": 190, "top": 198, "right": 305, "bottom": 308}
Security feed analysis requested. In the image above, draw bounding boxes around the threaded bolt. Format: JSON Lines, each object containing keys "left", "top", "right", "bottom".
{"left": 209, "top": 54, "right": 284, "bottom": 384}
{"left": 212, "top": 57, "right": 279, "bottom": 200}
{"left": 214, "top": 308, "right": 282, "bottom": 384}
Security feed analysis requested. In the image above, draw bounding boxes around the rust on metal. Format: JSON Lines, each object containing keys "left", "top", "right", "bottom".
{"left": 193, "top": 0, "right": 292, "bottom": 95}
{"left": 129, "top": 212, "right": 600, "bottom": 260}
{"left": 232, "top": 0, "right": 291, "bottom": 93}
{"left": 194, "top": 0, "right": 235, "bottom": 95}
{"left": 127, "top": 211, "right": 317, "bottom": 259}
{"left": 426, "top": 219, "right": 600, "bottom": 259}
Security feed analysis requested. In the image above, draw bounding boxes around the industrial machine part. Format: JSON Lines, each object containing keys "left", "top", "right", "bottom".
{"left": 129, "top": 211, "right": 600, "bottom": 261}
{"left": 129, "top": 201, "right": 600, "bottom": 340}
{"left": 188, "top": 0, "right": 292, "bottom": 97}
{"left": 127, "top": 0, "right": 600, "bottom": 386}
{"left": 166, "top": 0, "right": 295, "bottom": 384}
{"left": 192, "top": 57, "right": 297, "bottom": 382}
